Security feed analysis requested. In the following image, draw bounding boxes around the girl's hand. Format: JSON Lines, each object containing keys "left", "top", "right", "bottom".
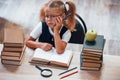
{"left": 41, "top": 43, "right": 53, "bottom": 51}
{"left": 53, "top": 16, "right": 63, "bottom": 32}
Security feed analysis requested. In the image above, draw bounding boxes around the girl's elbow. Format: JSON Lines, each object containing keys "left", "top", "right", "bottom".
{"left": 25, "top": 40, "right": 32, "bottom": 48}
{"left": 25, "top": 41, "right": 29, "bottom": 47}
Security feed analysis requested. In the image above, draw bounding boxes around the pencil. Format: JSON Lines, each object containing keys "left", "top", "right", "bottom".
{"left": 59, "top": 67, "right": 77, "bottom": 76}
{"left": 60, "top": 70, "right": 78, "bottom": 79}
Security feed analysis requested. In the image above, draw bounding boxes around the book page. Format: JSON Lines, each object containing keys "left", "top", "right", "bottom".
{"left": 0, "top": 44, "right": 3, "bottom": 56}
{"left": 50, "top": 50, "right": 73, "bottom": 67}
{"left": 32, "top": 48, "right": 54, "bottom": 62}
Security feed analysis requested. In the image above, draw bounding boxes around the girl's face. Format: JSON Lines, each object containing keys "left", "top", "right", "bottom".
{"left": 44, "top": 7, "right": 64, "bottom": 29}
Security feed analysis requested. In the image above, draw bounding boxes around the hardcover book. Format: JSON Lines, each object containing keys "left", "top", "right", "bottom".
{"left": 81, "top": 52, "right": 102, "bottom": 57}
{"left": 3, "top": 28, "right": 24, "bottom": 47}
{"left": 1, "top": 54, "right": 25, "bottom": 66}
{"left": 30, "top": 48, "right": 73, "bottom": 67}
{"left": 1, "top": 51, "right": 21, "bottom": 57}
{"left": 80, "top": 54, "right": 102, "bottom": 71}
{"left": 1, "top": 46, "right": 25, "bottom": 61}
{"left": 82, "top": 58, "right": 102, "bottom": 63}
{"left": 3, "top": 47, "right": 23, "bottom": 52}
{"left": 83, "top": 35, "right": 105, "bottom": 53}
{"left": 81, "top": 54, "right": 103, "bottom": 60}
{"left": 80, "top": 66, "right": 100, "bottom": 71}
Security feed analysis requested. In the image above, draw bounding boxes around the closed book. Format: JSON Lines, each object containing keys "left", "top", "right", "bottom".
{"left": 1, "top": 51, "right": 21, "bottom": 57}
{"left": 1, "top": 46, "right": 25, "bottom": 61}
{"left": 30, "top": 47, "right": 73, "bottom": 67}
{"left": 1, "top": 54, "right": 25, "bottom": 66}
{"left": 81, "top": 61, "right": 102, "bottom": 68}
{"left": 80, "top": 53, "right": 102, "bottom": 71}
{"left": 4, "top": 43, "right": 24, "bottom": 48}
{"left": 80, "top": 66, "right": 100, "bottom": 71}
{"left": 83, "top": 35, "right": 105, "bottom": 53}
{"left": 3, "top": 28, "right": 24, "bottom": 47}
{"left": 82, "top": 50, "right": 103, "bottom": 56}
{"left": 0, "top": 22, "right": 4, "bottom": 43}
{"left": 82, "top": 58, "right": 102, "bottom": 63}
{"left": 81, "top": 52, "right": 102, "bottom": 57}
{"left": 3, "top": 47, "right": 23, "bottom": 52}
{"left": 81, "top": 55, "right": 103, "bottom": 60}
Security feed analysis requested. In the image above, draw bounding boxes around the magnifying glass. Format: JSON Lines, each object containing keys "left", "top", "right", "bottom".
{"left": 35, "top": 65, "right": 52, "bottom": 77}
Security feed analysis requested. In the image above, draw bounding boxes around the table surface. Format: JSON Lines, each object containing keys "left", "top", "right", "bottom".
{"left": 0, "top": 43, "right": 120, "bottom": 80}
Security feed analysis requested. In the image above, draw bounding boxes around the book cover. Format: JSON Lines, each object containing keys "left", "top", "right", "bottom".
{"left": 81, "top": 54, "right": 103, "bottom": 60}
{"left": 3, "top": 28, "right": 24, "bottom": 47}
{"left": 3, "top": 47, "right": 23, "bottom": 52}
{"left": 83, "top": 35, "right": 105, "bottom": 53}
{"left": 80, "top": 66, "right": 100, "bottom": 71}
{"left": 82, "top": 50, "right": 103, "bottom": 56}
{"left": 81, "top": 61, "right": 102, "bottom": 68}
{"left": 1, "top": 51, "right": 21, "bottom": 57}
{"left": 30, "top": 48, "right": 73, "bottom": 67}
{"left": 1, "top": 53, "right": 25, "bottom": 66}
{"left": 80, "top": 53, "right": 102, "bottom": 71}
{"left": 81, "top": 52, "right": 102, "bottom": 57}
{"left": 1, "top": 46, "right": 26, "bottom": 61}
{"left": 4, "top": 43, "right": 24, "bottom": 48}
{"left": 82, "top": 58, "right": 102, "bottom": 63}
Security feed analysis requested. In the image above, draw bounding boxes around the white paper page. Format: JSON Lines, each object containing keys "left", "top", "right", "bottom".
{"left": 0, "top": 44, "right": 3, "bottom": 56}
{"left": 32, "top": 48, "right": 54, "bottom": 61}
{"left": 50, "top": 50, "right": 73, "bottom": 65}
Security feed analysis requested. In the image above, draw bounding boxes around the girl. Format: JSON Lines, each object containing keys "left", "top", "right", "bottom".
{"left": 26, "top": 0, "right": 76, "bottom": 54}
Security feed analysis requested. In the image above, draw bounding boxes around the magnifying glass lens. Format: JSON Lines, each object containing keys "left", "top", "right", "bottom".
{"left": 35, "top": 65, "right": 52, "bottom": 77}
{"left": 41, "top": 69, "right": 52, "bottom": 77}
{"left": 42, "top": 70, "right": 51, "bottom": 76}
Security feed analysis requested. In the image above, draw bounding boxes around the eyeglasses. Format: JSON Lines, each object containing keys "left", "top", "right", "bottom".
{"left": 45, "top": 14, "right": 62, "bottom": 19}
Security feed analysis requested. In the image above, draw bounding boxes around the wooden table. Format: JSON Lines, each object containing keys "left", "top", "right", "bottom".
{"left": 0, "top": 43, "right": 120, "bottom": 80}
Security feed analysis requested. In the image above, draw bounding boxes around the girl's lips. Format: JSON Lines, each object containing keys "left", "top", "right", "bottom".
{"left": 48, "top": 23, "right": 53, "bottom": 25}
{"left": 47, "top": 22, "right": 55, "bottom": 26}
{"left": 47, "top": 23, "right": 55, "bottom": 28}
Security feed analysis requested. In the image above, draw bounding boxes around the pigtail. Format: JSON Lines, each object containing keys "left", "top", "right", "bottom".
{"left": 40, "top": 3, "right": 48, "bottom": 22}
{"left": 40, "top": 6, "right": 45, "bottom": 21}
{"left": 65, "top": 1, "right": 76, "bottom": 31}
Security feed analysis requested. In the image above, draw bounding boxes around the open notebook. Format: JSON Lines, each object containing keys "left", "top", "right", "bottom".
{"left": 30, "top": 48, "right": 73, "bottom": 67}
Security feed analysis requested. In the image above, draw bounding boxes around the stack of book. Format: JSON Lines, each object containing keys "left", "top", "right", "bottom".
{"left": 1, "top": 28, "right": 25, "bottom": 66}
{"left": 80, "top": 35, "right": 105, "bottom": 71}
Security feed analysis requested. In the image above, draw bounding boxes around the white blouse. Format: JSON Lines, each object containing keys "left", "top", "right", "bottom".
{"left": 30, "top": 22, "right": 71, "bottom": 42}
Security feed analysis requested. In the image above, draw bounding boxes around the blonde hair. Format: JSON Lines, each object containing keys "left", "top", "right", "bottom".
{"left": 40, "top": 0, "right": 76, "bottom": 31}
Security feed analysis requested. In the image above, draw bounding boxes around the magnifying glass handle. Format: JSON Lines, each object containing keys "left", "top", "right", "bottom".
{"left": 35, "top": 65, "right": 43, "bottom": 71}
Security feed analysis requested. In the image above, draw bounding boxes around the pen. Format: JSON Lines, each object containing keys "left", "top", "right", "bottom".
{"left": 60, "top": 70, "right": 78, "bottom": 79}
{"left": 59, "top": 67, "right": 77, "bottom": 76}
{"left": 62, "top": 13, "right": 71, "bottom": 21}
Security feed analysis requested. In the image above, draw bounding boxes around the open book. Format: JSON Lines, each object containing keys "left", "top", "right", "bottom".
{"left": 30, "top": 48, "right": 73, "bottom": 67}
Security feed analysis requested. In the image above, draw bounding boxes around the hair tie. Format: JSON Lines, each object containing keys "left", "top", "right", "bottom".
{"left": 64, "top": 2, "right": 69, "bottom": 14}
{"left": 65, "top": 2, "right": 68, "bottom": 4}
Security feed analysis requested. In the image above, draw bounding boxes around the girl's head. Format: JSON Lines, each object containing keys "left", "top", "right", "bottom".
{"left": 40, "top": 0, "right": 76, "bottom": 31}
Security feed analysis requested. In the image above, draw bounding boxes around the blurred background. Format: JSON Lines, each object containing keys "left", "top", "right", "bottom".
{"left": 0, "top": 0, "right": 120, "bottom": 55}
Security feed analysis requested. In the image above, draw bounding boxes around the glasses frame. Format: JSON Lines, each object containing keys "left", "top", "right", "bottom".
{"left": 45, "top": 14, "right": 63, "bottom": 20}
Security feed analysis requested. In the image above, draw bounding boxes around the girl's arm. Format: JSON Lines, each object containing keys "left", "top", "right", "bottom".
{"left": 26, "top": 36, "right": 52, "bottom": 51}
{"left": 54, "top": 30, "right": 67, "bottom": 54}
{"left": 53, "top": 16, "right": 67, "bottom": 54}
